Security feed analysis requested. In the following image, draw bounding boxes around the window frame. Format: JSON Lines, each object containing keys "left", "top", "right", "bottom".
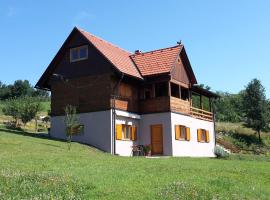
{"left": 117, "top": 124, "right": 137, "bottom": 141}
{"left": 70, "top": 45, "right": 88, "bottom": 63}
{"left": 200, "top": 129, "right": 207, "bottom": 142}
{"left": 197, "top": 129, "right": 210, "bottom": 143}
{"left": 122, "top": 125, "right": 132, "bottom": 140}
{"left": 175, "top": 125, "right": 190, "bottom": 141}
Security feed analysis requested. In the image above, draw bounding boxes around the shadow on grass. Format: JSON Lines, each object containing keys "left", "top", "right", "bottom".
{"left": 230, "top": 132, "right": 263, "bottom": 146}
{"left": 0, "top": 126, "right": 66, "bottom": 143}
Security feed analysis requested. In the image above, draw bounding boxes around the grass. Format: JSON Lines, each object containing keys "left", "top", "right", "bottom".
{"left": 0, "top": 127, "right": 270, "bottom": 199}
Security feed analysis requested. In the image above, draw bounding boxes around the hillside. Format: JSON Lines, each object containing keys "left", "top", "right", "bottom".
{"left": 0, "top": 126, "right": 270, "bottom": 199}
{"left": 216, "top": 122, "right": 270, "bottom": 155}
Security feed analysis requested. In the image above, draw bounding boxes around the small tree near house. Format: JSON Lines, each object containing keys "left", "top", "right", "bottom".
{"left": 241, "top": 79, "right": 270, "bottom": 141}
{"left": 64, "top": 105, "right": 83, "bottom": 150}
{"left": 2, "top": 98, "right": 21, "bottom": 128}
{"left": 20, "top": 97, "right": 42, "bottom": 130}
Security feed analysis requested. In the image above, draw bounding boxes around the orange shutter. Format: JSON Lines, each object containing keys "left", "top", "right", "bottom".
{"left": 116, "top": 124, "right": 122, "bottom": 140}
{"left": 186, "top": 127, "right": 190, "bottom": 141}
{"left": 175, "top": 125, "right": 180, "bottom": 140}
{"left": 206, "top": 130, "right": 210, "bottom": 143}
{"left": 197, "top": 129, "right": 201, "bottom": 142}
{"left": 131, "top": 126, "right": 137, "bottom": 141}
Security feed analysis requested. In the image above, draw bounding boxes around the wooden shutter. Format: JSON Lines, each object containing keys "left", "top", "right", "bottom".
{"left": 197, "top": 129, "right": 201, "bottom": 142}
{"left": 131, "top": 126, "right": 137, "bottom": 141}
{"left": 186, "top": 127, "right": 190, "bottom": 141}
{"left": 206, "top": 130, "right": 210, "bottom": 143}
{"left": 175, "top": 125, "right": 180, "bottom": 140}
{"left": 116, "top": 124, "right": 122, "bottom": 140}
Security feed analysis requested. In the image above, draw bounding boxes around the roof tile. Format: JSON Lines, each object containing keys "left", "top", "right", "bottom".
{"left": 78, "top": 28, "right": 143, "bottom": 79}
{"left": 130, "top": 46, "right": 182, "bottom": 76}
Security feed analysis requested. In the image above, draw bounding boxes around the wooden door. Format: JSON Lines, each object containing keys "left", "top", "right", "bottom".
{"left": 151, "top": 124, "right": 163, "bottom": 155}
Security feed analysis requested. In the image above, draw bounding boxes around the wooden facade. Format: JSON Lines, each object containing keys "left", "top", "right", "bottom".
{"left": 37, "top": 28, "right": 217, "bottom": 121}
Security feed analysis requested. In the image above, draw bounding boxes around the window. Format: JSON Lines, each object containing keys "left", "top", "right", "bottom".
{"left": 116, "top": 124, "right": 137, "bottom": 141}
{"left": 181, "top": 87, "right": 189, "bottom": 100}
{"left": 197, "top": 129, "right": 209, "bottom": 143}
{"left": 175, "top": 125, "right": 190, "bottom": 141}
{"left": 70, "top": 45, "right": 88, "bottom": 62}
{"left": 171, "top": 83, "right": 180, "bottom": 98}
{"left": 123, "top": 125, "right": 131, "bottom": 139}
{"left": 155, "top": 82, "right": 168, "bottom": 97}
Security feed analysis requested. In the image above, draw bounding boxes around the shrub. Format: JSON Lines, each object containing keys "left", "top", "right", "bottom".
{"left": 214, "top": 146, "right": 229, "bottom": 158}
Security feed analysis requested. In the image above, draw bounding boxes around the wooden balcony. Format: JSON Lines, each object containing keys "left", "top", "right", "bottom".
{"left": 190, "top": 107, "right": 213, "bottom": 121}
{"left": 170, "top": 97, "right": 213, "bottom": 121}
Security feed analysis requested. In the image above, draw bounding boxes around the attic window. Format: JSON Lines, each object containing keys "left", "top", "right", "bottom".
{"left": 70, "top": 45, "right": 88, "bottom": 62}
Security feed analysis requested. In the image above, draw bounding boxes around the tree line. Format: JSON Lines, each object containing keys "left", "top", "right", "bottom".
{"left": 0, "top": 80, "right": 49, "bottom": 100}
{"left": 214, "top": 79, "right": 270, "bottom": 140}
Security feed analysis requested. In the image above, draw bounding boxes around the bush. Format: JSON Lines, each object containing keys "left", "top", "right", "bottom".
{"left": 214, "top": 146, "right": 229, "bottom": 158}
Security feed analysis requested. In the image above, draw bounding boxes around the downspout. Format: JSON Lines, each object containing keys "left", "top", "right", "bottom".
{"left": 212, "top": 98, "right": 217, "bottom": 146}
{"left": 112, "top": 73, "right": 124, "bottom": 155}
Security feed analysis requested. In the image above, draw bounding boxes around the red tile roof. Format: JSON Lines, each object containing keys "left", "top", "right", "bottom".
{"left": 78, "top": 28, "right": 143, "bottom": 79}
{"left": 130, "top": 45, "right": 182, "bottom": 76}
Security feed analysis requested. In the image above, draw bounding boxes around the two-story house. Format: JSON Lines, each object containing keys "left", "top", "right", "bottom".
{"left": 36, "top": 27, "right": 218, "bottom": 157}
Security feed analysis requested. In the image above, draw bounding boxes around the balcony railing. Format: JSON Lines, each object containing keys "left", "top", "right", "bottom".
{"left": 190, "top": 107, "right": 213, "bottom": 121}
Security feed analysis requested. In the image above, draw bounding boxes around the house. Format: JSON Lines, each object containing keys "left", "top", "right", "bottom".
{"left": 36, "top": 27, "right": 218, "bottom": 157}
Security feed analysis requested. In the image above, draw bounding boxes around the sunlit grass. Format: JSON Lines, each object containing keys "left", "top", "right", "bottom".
{"left": 0, "top": 129, "right": 269, "bottom": 199}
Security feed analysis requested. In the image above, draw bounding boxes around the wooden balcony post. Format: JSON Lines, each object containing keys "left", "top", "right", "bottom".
{"left": 168, "top": 81, "right": 171, "bottom": 96}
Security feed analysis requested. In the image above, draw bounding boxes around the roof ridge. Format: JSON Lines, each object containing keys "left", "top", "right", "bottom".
{"left": 130, "top": 44, "right": 182, "bottom": 57}
{"left": 76, "top": 27, "right": 132, "bottom": 55}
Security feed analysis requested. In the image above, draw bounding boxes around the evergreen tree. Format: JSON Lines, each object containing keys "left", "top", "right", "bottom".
{"left": 241, "top": 79, "right": 270, "bottom": 141}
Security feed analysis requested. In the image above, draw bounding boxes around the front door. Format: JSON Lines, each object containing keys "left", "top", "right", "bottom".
{"left": 151, "top": 124, "right": 163, "bottom": 155}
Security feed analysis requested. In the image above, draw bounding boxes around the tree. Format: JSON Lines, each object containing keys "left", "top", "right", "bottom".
{"left": 0, "top": 82, "right": 12, "bottom": 100}
{"left": 2, "top": 97, "right": 43, "bottom": 129}
{"left": 241, "top": 79, "right": 270, "bottom": 141}
{"left": 64, "top": 105, "right": 82, "bottom": 150}
{"left": 20, "top": 97, "right": 42, "bottom": 130}
{"left": 2, "top": 98, "right": 22, "bottom": 127}
{"left": 213, "top": 92, "right": 243, "bottom": 122}
{"left": 32, "top": 89, "right": 50, "bottom": 99}
{"left": 10, "top": 80, "right": 34, "bottom": 98}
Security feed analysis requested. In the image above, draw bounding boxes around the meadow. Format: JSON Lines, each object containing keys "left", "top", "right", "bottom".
{"left": 0, "top": 126, "right": 269, "bottom": 200}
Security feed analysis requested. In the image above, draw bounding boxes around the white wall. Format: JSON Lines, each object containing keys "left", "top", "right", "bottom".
{"left": 140, "top": 112, "right": 173, "bottom": 156}
{"left": 50, "top": 109, "right": 215, "bottom": 157}
{"left": 115, "top": 114, "right": 139, "bottom": 156}
{"left": 170, "top": 112, "right": 215, "bottom": 157}
{"left": 50, "top": 110, "right": 112, "bottom": 153}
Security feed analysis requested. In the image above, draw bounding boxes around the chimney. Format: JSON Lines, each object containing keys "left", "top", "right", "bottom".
{"left": 134, "top": 50, "right": 142, "bottom": 55}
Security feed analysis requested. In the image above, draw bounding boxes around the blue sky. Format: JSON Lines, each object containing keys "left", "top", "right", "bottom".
{"left": 0, "top": 0, "right": 269, "bottom": 97}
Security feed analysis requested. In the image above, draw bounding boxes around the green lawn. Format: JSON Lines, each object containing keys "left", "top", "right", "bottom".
{"left": 0, "top": 128, "right": 270, "bottom": 199}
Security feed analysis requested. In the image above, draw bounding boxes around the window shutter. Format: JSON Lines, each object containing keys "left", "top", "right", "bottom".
{"left": 197, "top": 129, "right": 201, "bottom": 142}
{"left": 175, "top": 125, "right": 180, "bottom": 140}
{"left": 206, "top": 130, "right": 210, "bottom": 143}
{"left": 186, "top": 127, "right": 190, "bottom": 141}
{"left": 116, "top": 124, "right": 122, "bottom": 140}
{"left": 131, "top": 126, "right": 137, "bottom": 141}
